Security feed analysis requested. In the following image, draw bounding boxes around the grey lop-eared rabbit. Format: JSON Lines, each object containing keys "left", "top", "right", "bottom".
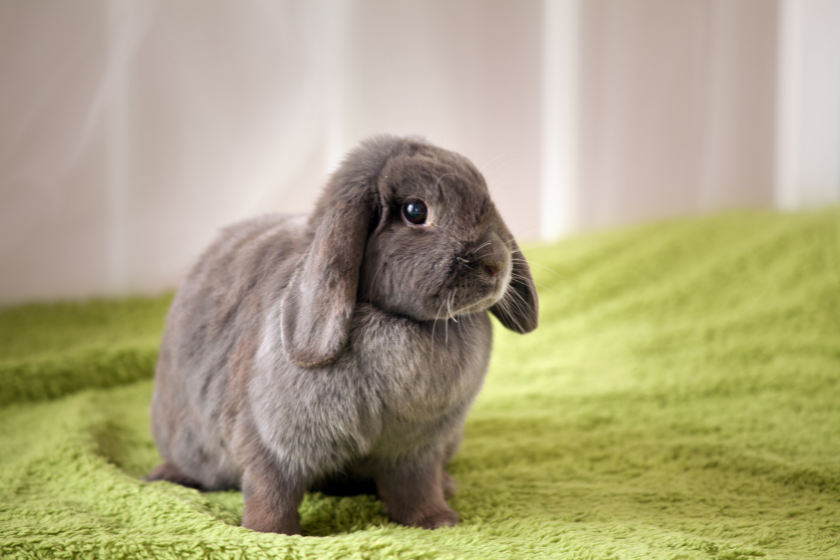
{"left": 147, "top": 135, "right": 539, "bottom": 535}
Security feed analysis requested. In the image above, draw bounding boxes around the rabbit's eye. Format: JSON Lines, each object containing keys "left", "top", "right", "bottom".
{"left": 402, "top": 200, "right": 428, "bottom": 225}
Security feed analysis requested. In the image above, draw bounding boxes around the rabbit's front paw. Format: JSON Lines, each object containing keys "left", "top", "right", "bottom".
{"left": 389, "top": 503, "right": 459, "bottom": 529}
{"left": 415, "top": 505, "right": 459, "bottom": 529}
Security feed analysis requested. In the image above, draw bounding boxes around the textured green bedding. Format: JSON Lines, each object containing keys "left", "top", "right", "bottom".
{"left": 1, "top": 210, "right": 838, "bottom": 559}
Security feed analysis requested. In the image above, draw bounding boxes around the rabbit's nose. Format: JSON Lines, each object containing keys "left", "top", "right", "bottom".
{"left": 482, "top": 260, "right": 504, "bottom": 277}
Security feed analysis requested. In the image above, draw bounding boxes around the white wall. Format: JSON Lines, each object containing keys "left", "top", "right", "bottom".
{"left": 575, "top": 0, "right": 779, "bottom": 231}
{"left": 0, "top": 0, "right": 546, "bottom": 303}
{"left": 0, "top": 1, "right": 336, "bottom": 302}
{"left": 340, "top": 0, "right": 544, "bottom": 239}
{"left": 1, "top": 0, "right": 838, "bottom": 304}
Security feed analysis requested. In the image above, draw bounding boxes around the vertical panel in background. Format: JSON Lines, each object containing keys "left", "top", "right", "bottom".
{"left": 698, "top": 0, "right": 778, "bottom": 211}
{"left": 0, "top": 0, "right": 113, "bottom": 302}
{"left": 0, "top": 0, "right": 334, "bottom": 304}
{"left": 124, "top": 1, "right": 329, "bottom": 294}
{"left": 776, "top": 0, "right": 840, "bottom": 209}
{"left": 540, "top": 0, "right": 580, "bottom": 241}
{"left": 345, "top": 0, "right": 543, "bottom": 240}
{"left": 577, "top": 0, "right": 778, "bottom": 231}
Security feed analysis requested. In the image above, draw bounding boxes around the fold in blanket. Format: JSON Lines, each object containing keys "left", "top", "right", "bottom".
{"left": 1, "top": 210, "right": 839, "bottom": 559}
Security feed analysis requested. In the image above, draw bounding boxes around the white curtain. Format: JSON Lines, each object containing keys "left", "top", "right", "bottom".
{"left": 0, "top": 1, "right": 336, "bottom": 302}
{"left": 0, "top": 0, "right": 545, "bottom": 303}
{"left": 1, "top": 0, "right": 838, "bottom": 304}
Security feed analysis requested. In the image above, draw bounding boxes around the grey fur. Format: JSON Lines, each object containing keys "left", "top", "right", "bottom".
{"left": 148, "top": 135, "right": 539, "bottom": 534}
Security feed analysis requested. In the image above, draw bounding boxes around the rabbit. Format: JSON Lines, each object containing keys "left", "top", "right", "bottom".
{"left": 146, "top": 135, "right": 538, "bottom": 535}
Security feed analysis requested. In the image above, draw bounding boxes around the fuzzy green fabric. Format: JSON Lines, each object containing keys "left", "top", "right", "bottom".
{"left": 1, "top": 210, "right": 839, "bottom": 560}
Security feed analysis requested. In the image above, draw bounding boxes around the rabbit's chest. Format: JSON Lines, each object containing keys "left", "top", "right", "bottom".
{"left": 370, "top": 357, "right": 484, "bottom": 455}
{"left": 250, "top": 306, "right": 492, "bottom": 467}
{"left": 377, "top": 349, "right": 480, "bottom": 416}
{"left": 352, "top": 310, "right": 493, "bottom": 453}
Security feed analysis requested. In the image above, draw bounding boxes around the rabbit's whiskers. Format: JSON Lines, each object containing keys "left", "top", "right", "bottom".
{"left": 499, "top": 287, "right": 532, "bottom": 333}
{"left": 431, "top": 296, "right": 447, "bottom": 343}
{"left": 448, "top": 293, "right": 458, "bottom": 324}
{"left": 511, "top": 257, "right": 564, "bottom": 281}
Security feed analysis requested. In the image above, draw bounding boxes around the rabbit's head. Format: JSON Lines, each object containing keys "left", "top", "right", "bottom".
{"left": 280, "top": 136, "right": 538, "bottom": 367}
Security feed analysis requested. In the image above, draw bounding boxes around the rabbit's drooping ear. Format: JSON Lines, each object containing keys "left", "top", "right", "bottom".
{"left": 280, "top": 200, "right": 371, "bottom": 367}
{"left": 490, "top": 240, "right": 539, "bottom": 334}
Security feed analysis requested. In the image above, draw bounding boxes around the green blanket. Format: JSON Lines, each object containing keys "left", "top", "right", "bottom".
{"left": 1, "top": 210, "right": 838, "bottom": 559}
